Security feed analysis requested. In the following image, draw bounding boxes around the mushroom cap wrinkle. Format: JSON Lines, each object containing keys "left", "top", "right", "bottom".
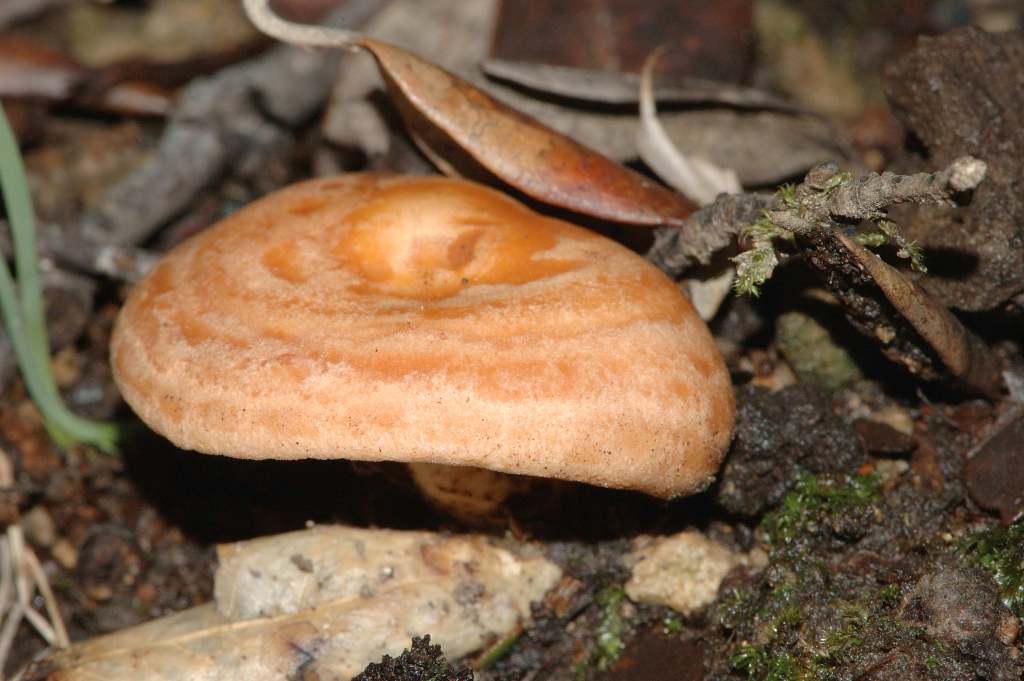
{"left": 110, "top": 174, "right": 734, "bottom": 498}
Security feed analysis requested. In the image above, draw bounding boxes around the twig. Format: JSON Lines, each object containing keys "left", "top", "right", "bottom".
{"left": 733, "top": 156, "right": 986, "bottom": 295}
{"left": 645, "top": 192, "right": 772, "bottom": 277}
{"left": 0, "top": 447, "right": 69, "bottom": 680}
{"left": 766, "top": 156, "right": 986, "bottom": 233}
{"left": 645, "top": 156, "right": 999, "bottom": 395}
{"left": 642, "top": 155, "right": 985, "bottom": 282}
{"left": 21, "top": 539, "right": 68, "bottom": 647}
{"left": 43, "top": 230, "right": 159, "bottom": 283}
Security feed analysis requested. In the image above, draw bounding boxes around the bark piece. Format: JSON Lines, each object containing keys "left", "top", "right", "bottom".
{"left": 832, "top": 234, "right": 1002, "bottom": 398}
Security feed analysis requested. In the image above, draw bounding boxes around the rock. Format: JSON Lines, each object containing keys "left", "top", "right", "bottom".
{"left": 625, "top": 531, "right": 763, "bottom": 616}
{"left": 716, "top": 384, "right": 866, "bottom": 515}
{"left": 853, "top": 419, "right": 916, "bottom": 455}
{"left": 965, "top": 410, "right": 1024, "bottom": 523}
{"left": 902, "top": 565, "right": 1000, "bottom": 647}
{"left": 776, "top": 308, "right": 863, "bottom": 392}
{"left": 900, "top": 561, "right": 1023, "bottom": 681}
{"left": 21, "top": 505, "right": 56, "bottom": 547}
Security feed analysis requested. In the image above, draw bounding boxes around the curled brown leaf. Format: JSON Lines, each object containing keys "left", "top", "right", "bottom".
{"left": 832, "top": 233, "right": 1001, "bottom": 398}
{"left": 243, "top": 0, "right": 695, "bottom": 227}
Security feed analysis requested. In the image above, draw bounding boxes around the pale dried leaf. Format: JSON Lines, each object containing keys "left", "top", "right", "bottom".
{"left": 27, "top": 527, "right": 561, "bottom": 681}
{"left": 684, "top": 264, "right": 736, "bottom": 322}
{"left": 483, "top": 58, "right": 801, "bottom": 111}
{"left": 636, "top": 50, "right": 742, "bottom": 319}
{"left": 636, "top": 50, "right": 741, "bottom": 206}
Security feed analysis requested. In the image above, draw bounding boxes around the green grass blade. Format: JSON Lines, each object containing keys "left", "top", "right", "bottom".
{"left": 0, "top": 101, "right": 119, "bottom": 453}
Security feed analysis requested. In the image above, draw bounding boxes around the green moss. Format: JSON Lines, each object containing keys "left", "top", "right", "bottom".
{"left": 730, "top": 646, "right": 816, "bottom": 681}
{"left": 661, "top": 615, "right": 684, "bottom": 635}
{"left": 761, "top": 472, "right": 881, "bottom": 548}
{"left": 717, "top": 474, "right": 902, "bottom": 680}
{"left": 878, "top": 584, "right": 901, "bottom": 608}
{"left": 592, "top": 587, "right": 627, "bottom": 671}
{"left": 732, "top": 211, "right": 793, "bottom": 297}
{"left": 776, "top": 310, "right": 863, "bottom": 392}
{"left": 960, "top": 521, "right": 1024, "bottom": 617}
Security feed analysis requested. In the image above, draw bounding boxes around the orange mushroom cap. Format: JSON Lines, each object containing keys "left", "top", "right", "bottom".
{"left": 110, "top": 174, "right": 734, "bottom": 498}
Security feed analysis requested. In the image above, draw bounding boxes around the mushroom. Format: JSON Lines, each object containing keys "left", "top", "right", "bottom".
{"left": 110, "top": 174, "right": 734, "bottom": 513}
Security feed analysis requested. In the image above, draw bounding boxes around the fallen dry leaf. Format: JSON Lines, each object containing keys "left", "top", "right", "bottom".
{"left": 482, "top": 59, "right": 801, "bottom": 111}
{"left": 833, "top": 234, "right": 1002, "bottom": 398}
{"left": 244, "top": 0, "right": 695, "bottom": 227}
{"left": 362, "top": 38, "right": 695, "bottom": 227}
{"left": 26, "top": 526, "right": 561, "bottom": 681}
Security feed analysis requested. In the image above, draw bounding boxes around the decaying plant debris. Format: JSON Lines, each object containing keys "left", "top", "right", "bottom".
{"left": 2, "top": 3, "right": 1024, "bottom": 681}
{"left": 25, "top": 527, "right": 561, "bottom": 680}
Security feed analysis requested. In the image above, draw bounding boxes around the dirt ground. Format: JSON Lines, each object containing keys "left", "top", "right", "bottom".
{"left": 2, "top": 2, "right": 1024, "bottom": 680}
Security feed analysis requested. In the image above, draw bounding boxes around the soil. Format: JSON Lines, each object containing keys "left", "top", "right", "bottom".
{"left": 2, "top": 2, "right": 1024, "bottom": 681}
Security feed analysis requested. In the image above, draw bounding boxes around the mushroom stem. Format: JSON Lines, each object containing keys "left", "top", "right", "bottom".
{"left": 407, "top": 463, "right": 530, "bottom": 524}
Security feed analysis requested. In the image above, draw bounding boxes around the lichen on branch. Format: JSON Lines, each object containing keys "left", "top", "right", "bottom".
{"left": 733, "top": 156, "right": 986, "bottom": 295}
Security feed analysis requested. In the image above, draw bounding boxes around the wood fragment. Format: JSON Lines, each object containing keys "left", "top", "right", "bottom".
{"left": 645, "top": 193, "right": 772, "bottom": 277}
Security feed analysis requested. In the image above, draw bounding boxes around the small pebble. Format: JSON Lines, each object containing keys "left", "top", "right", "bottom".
{"left": 22, "top": 506, "right": 57, "bottom": 547}
{"left": 52, "top": 538, "right": 79, "bottom": 570}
